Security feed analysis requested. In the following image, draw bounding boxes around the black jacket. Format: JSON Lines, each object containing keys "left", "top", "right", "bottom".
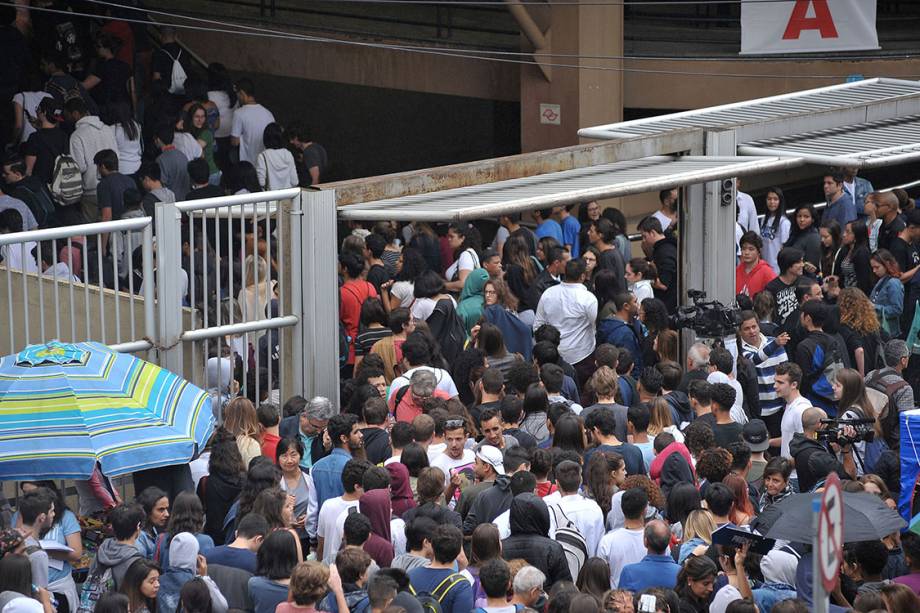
{"left": 652, "top": 236, "right": 678, "bottom": 313}
{"left": 789, "top": 433, "right": 832, "bottom": 493}
{"left": 533, "top": 268, "right": 560, "bottom": 297}
{"left": 279, "top": 415, "right": 330, "bottom": 468}
{"left": 501, "top": 494, "right": 572, "bottom": 587}
{"left": 202, "top": 471, "right": 243, "bottom": 545}
{"left": 360, "top": 427, "right": 391, "bottom": 465}
{"left": 659, "top": 452, "right": 695, "bottom": 500}
{"left": 664, "top": 390, "right": 693, "bottom": 426}
{"left": 401, "top": 502, "right": 462, "bottom": 529}
{"left": 463, "top": 474, "right": 513, "bottom": 536}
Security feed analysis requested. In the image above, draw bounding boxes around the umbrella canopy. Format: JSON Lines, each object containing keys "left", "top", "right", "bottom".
{"left": 765, "top": 491, "right": 906, "bottom": 544}
{"left": 0, "top": 341, "right": 213, "bottom": 480}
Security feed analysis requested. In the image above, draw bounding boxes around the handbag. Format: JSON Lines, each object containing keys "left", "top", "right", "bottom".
{"left": 906, "top": 301, "right": 920, "bottom": 354}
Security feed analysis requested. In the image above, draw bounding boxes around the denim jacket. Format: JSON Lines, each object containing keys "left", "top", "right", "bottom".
{"left": 871, "top": 275, "right": 904, "bottom": 336}
{"left": 311, "top": 448, "right": 352, "bottom": 510}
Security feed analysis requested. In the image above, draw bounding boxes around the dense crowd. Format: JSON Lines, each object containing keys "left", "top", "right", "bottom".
{"left": 4, "top": 4, "right": 920, "bottom": 613}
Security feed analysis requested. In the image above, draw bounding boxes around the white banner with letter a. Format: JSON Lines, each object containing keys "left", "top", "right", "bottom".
{"left": 741, "top": 0, "right": 878, "bottom": 55}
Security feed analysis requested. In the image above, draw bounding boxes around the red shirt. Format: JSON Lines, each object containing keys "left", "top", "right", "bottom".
{"left": 736, "top": 259, "right": 776, "bottom": 297}
{"left": 536, "top": 481, "right": 557, "bottom": 498}
{"left": 340, "top": 279, "right": 378, "bottom": 365}
{"left": 261, "top": 432, "right": 281, "bottom": 462}
{"left": 389, "top": 386, "right": 449, "bottom": 422}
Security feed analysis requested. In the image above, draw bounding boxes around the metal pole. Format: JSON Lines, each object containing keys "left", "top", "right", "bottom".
{"left": 813, "top": 495, "right": 828, "bottom": 613}
{"left": 154, "top": 203, "right": 183, "bottom": 374}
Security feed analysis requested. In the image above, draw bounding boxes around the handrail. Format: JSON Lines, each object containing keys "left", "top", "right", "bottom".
{"left": 0, "top": 217, "right": 152, "bottom": 246}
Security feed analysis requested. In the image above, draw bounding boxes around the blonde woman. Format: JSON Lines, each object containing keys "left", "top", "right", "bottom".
{"left": 238, "top": 255, "right": 277, "bottom": 349}
{"left": 678, "top": 509, "right": 716, "bottom": 563}
{"left": 223, "top": 397, "right": 262, "bottom": 466}
{"left": 647, "top": 397, "right": 684, "bottom": 444}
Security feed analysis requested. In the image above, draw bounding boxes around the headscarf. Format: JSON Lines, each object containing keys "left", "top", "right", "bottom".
{"left": 205, "top": 357, "right": 233, "bottom": 394}
{"left": 386, "top": 463, "right": 417, "bottom": 518}
{"left": 456, "top": 269, "right": 490, "bottom": 334}
{"left": 359, "top": 489, "right": 394, "bottom": 568}
{"left": 484, "top": 304, "right": 533, "bottom": 361}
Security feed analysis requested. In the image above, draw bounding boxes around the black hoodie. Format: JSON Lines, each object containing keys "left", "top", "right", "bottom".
{"left": 664, "top": 390, "right": 693, "bottom": 426}
{"left": 462, "top": 474, "right": 512, "bottom": 536}
{"left": 652, "top": 235, "right": 678, "bottom": 313}
{"left": 501, "top": 493, "right": 572, "bottom": 587}
{"left": 789, "top": 432, "right": 831, "bottom": 493}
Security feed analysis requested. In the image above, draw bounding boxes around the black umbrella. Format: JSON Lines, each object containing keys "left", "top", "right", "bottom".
{"left": 764, "top": 492, "right": 906, "bottom": 544}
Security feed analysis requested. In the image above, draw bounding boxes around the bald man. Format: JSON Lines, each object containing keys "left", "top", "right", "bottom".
{"left": 874, "top": 191, "right": 905, "bottom": 252}
{"left": 790, "top": 407, "right": 856, "bottom": 491}
{"left": 618, "top": 520, "right": 681, "bottom": 592}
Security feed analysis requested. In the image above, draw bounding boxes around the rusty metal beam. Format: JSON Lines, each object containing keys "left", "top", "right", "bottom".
{"left": 323, "top": 128, "right": 705, "bottom": 206}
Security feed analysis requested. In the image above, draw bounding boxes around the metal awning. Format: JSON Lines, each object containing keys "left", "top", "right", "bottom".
{"left": 738, "top": 114, "right": 920, "bottom": 169}
{"left": 578, "top": 78, "right": 920, "bottom": 142}
{"left": 337, "top": 155, "right": 803, "bottom": 222}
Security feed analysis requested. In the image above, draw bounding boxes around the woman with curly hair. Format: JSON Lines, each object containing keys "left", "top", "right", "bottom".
{"left": 223, "top": 397, "right": 262, "bottom": 467}
{"left": 695, "top": 448, "right": 731, "bottom": 493}
{"left": 837, "top": 287, "right": 881, "bottom": 377}
{"left": 608, "top": 474, "right": 665, "bottom": 530}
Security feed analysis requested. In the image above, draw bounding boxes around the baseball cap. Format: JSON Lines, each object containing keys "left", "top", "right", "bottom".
{"left": 475, "top": 444, "right": 505, "bottom": 475}
{"left": 742, "top": 419, "right": 770, "bottom": 452}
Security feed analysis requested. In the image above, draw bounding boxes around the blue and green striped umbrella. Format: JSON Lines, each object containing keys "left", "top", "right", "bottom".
{"left": 0, "top": 341, "right": 213, "bottom": 480}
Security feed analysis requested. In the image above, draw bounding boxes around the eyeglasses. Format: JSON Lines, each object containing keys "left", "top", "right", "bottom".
{"left": 445, "top": 419, "right": 465, "bottom": 429}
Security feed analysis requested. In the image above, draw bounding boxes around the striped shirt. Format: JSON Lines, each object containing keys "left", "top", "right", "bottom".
{"left": 740, "top": 334, "right": 788, "bottom": 417}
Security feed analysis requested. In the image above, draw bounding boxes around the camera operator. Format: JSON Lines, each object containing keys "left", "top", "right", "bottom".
{"left": 832, "top": 368, "right": 883, "bottom": 477}
{"left": 790, "top": 407, "right": 856, "bottom": 493}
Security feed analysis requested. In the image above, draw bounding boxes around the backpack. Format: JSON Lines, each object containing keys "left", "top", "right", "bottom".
{"left": 162, "top": 48, "right": 188, "bottom": 94}
{"left": 77, "top": 563, "right": 116, "bottom": 613}
{"left": 54, "top": 21, "right": 85, "bottom": 68}
{"left": 49, "top": 154, "right": 83, "bottom": 206}
{"left": 548, "top": 504, "right": 588, "bottom": 582}
{"left": 865, "top": 371, "right": 910, "bottom": 450}
{"left": 810, "top": 338, "right": 845, "bottom": 404}
{"left": 410, "top": 573, "right": 467, "bottom": 613}
{"left": 14, "top": 182, "right": 56, "bottom": 227}
{"left": 427, "top": 298, "right": 465, "bottom": 365}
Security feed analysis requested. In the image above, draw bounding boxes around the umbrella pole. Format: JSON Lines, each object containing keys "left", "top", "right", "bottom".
{"left": 813, "top": 496, "right": 828, "bottom": 613}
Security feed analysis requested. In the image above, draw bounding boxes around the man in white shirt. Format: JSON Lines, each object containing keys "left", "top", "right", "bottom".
{"left": 773, "top": 362, "right": 811, "bottom": 468}
{"left": 533, "top": 259, "right": 598, "bottom": 386}
{"left": 597, "top": 487, "right": 649, "bottom": 588}
{"left": 736, "top": 178, "right": 759, "bottom": 234}
{"left": 707, "top": 347, "right": 748, "bottom": 426}
{"left": 431, "top": 418, "right": 476, "bottom": 509}
{"left": 547, "top": 460, "right": 604, "bottom": 556}
{"left": 317, "top": 458, "right": 367, "bottom": 564}
{"left": 230, "top": 78, "right": 275, "bottom": 164}
{"left": 652, "top": 187, "right": 678, "bottom": 232}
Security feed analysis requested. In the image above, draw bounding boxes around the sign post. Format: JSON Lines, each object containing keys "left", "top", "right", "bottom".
{"left": 813, "top": 472, "right": 844, "bottom": 613}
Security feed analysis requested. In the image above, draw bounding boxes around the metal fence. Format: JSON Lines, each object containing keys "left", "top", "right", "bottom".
{"left": 0, "top": 188, "right": 306, "bottom": 412}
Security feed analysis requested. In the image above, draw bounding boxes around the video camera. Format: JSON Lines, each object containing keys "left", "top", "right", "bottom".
{"left": 669, "top": 289, "right": 743, "bottom": 338}
{"left": 816, "top": 417, "right": 877, "bottom": 445}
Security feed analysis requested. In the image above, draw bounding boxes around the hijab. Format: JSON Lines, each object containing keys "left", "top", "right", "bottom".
{"left": 456, "top": 269, "right": 490, "bottom": 334}
{"left": 386, "top": 463, "right": 417, "bottom": 519}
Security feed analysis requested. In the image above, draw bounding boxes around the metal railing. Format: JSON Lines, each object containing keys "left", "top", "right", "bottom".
{"left": 0, "top": 217, "right": 156, "bottom": 356}
{"left": 0, "top": 188, "right": 305, "bottom": 412}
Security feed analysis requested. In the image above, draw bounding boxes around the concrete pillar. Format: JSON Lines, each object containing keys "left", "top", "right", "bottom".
{"left": 519, "top": 0, "right": 624, "bottom": 153}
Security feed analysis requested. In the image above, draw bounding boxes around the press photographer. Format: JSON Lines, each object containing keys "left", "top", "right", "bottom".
{"left": 789, "top": 406, "right": 857, "bottom": 493}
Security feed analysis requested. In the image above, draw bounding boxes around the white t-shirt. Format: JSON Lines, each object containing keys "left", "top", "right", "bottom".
{"left": 114, "top": 122, "right": 143, "bottom": 175}
{"left": 390, "top": 281, "right": 415, "bottom": 308}
{"left": 318, "top": 496, "right": 359, "bottom": 564}
{"left": 710, "top": 584, "right": 743, "bottom": 613}
{"left": 430, "top": 449, "right": 476, "bottom": 488}
{"left": 208, "top": 90, "right": 236, "bottom": 139}
{"left": 490, "top": 226, "right": 510, "bottom": 251}
{"left": 174, "top": 131, "right": 203, "bottom": 162}
{"left": 2, "top": 241, "right": 39, "bottom": 273}
{"left": 13, "top": 91, "right": 51, "bottom": 143}
{"left": 652, "top": 210, "right": 672, "bottom": 233}
{"left": 388, "top": 366, "right": 459, "bottom": 401}
{"left": 231, "top": 103, "right": 275, "bottom": 163}
{"left": 780, "top": 395, "right": 812, "bottom": 461}
{"left": 410, "top": 295, "right": 456, "bottom": 323}
{"left": 737, "top": 191, "right": 759, "bottom": 234}
{"left": 597, "top": 527, "right": 647, "bottom": 588}
{"left": 548, "top": 495, "right": 606, "bottom": 557}
{"left": 445, "top": 248, "right": 479, "bottom": 282}
{"left": 708, "top": 371, "right": 748, "bottom": 426}
{"left": 426, "top": 442, "right": 447, "bottom": 464}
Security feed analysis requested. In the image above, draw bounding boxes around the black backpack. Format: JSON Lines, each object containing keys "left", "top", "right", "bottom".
{"left": 427, "top": 298, "right": 465, "bottom": 365}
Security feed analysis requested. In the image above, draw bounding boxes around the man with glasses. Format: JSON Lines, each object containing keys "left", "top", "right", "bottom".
{"left": 280, "top": 396, "right": 336, "bottom": 470}
{"left": 391, "top": 370, "right": 449, "bottom": 423}
{"left": 432, "top": 417, "right": 476, "bottom": 509}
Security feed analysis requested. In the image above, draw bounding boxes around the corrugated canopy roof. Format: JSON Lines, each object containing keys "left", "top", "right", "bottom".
{"left": 738, "top": 114, "right": 920, "bottom": 169}
{"left": 578, "top": 78, "right": 920, "bottom": 141}
{"left": 337, "top": 155, "right": 802, "bottom": 222}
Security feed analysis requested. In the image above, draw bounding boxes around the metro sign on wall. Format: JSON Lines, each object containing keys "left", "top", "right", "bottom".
{"left": 741, "top": 0, "right": 879, "bottom": 55}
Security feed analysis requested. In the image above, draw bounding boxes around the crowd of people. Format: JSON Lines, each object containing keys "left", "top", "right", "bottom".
{"left": 4, "top": 4, "right": 920, "bottom": 613}
{"left": 0, "top": 4, "right": 326, "bottom": 336}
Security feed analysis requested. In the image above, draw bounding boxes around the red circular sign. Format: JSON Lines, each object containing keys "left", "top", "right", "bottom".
{"left": 818, "top": 472, "right": 844, "bottom": 592}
